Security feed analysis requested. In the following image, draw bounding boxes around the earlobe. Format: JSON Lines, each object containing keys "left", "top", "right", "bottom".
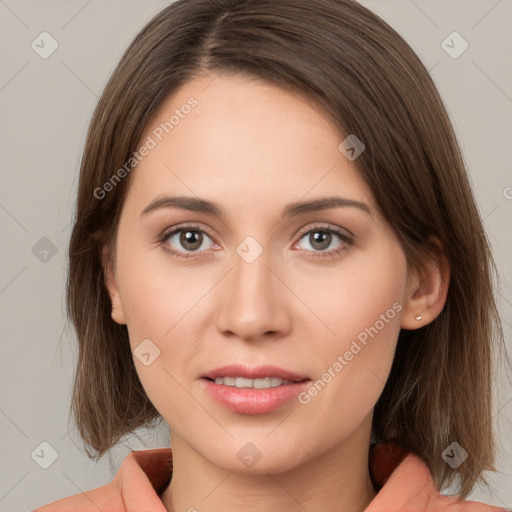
{"left": 400, "top": 239, "right": 450, "bottom": 330}
{"left": 101, "top": 244, "right": 127, "bottom": 325}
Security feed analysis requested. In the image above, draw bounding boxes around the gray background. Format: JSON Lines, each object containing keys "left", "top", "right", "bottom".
{"left": 0, "top": 1, "right": 511, "bottom": 510}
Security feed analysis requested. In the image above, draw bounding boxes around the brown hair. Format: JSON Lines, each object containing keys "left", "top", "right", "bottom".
{"left": 66, "top": 0, "right": 504, "bottom": 497}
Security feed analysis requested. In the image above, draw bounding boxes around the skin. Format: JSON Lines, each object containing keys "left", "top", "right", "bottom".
{"left": 103, "top": 71, "right": 449, "bottom": 512}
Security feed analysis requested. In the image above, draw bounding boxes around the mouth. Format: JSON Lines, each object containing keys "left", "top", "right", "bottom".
{"left": 200, "top": 365, "right": 312, "bottom": 414}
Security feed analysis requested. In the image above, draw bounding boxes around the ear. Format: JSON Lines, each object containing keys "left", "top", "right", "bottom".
{"left": 401, "top": 238, "right": 450, "bottom": 330}
{"left": 101, "top": 244, "right": 127, "bottom": 325}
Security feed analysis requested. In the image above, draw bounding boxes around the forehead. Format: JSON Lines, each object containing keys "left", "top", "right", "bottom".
{"left": 126, "top": 72, "right": 375, "bottom": 215}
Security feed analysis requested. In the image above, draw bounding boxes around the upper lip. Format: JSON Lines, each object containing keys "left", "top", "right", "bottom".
{"left": 202, "top": 364, "right": 310, "bottom": 382}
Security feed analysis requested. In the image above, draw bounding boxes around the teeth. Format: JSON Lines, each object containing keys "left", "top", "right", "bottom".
{"left": 213, "top": 377, "right": 294, "bottom": 388}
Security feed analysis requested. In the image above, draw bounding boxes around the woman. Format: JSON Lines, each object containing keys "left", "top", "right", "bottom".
{"left": 34, "top": 0, "right": 508, "bottom": 510}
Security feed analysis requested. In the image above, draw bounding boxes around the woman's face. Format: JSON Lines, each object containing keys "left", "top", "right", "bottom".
{"left": 106, "top": 71, "right": 414, "bottom": 473}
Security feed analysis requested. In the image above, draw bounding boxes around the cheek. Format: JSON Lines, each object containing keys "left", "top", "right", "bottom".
{"left": 116, "top": 236, "right": 208, "bottom": 345}
{"left": 293, "top": 238, "right": 407, "bottom": 351}
{"left": 293, "top": 241, "right": 406, "bottom": 415}
{"left": 117, "top": 267, "right": 202, "bottom": 431}
{"left": 115, "top": 241, "right": 213, "bottom": 414}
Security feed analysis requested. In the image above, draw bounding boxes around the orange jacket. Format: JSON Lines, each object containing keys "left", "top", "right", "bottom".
{"left": 33, "top": 443, "right": 508, "bottom": 511}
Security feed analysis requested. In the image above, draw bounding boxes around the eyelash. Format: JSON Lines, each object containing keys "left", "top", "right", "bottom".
{"left": 157, "top": 222, "right": 353, "bottom": 260}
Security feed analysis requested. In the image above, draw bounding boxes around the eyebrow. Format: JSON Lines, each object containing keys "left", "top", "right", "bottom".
{"left": 140, "top": 195, "right": 372, "bottom": 219}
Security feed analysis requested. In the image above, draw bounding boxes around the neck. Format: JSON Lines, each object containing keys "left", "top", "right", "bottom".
{"left": 160, "top": 420, "right": 377, "bottom": 512}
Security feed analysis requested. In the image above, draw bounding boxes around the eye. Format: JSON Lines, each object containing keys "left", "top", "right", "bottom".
{"left": 158, "top": 223, "right": 217, "bottom": 259}
{"left": 294, "top": 224, "right": 352, "bottom": 258}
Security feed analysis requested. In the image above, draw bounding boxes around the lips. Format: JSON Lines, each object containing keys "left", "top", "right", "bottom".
{"left": 201, "top": 364, "right": 310, "bottom": 382}
{"left": 201, "top": 370, "right": 312, "bottom": 414}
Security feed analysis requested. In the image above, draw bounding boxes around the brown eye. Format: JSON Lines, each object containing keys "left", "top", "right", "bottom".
{"left": 294, "top": 224, "right": 352, "bottom": 258}
{"left": 178, "top": 229, "right": 203, "bottom": 251}
{"left": 308, "top": 231, "right": 332, "bottom": 251}
{"left": 160, "top": 225, "right": 216, "bottom": 258}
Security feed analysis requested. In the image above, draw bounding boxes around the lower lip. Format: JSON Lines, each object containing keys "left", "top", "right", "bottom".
{"left": 201, "top": 378, "right": 311, "bottom": 414}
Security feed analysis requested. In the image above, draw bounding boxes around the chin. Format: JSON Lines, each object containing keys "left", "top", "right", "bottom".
{"left": 199, "top": 439, "right": 311, "bottom": 476}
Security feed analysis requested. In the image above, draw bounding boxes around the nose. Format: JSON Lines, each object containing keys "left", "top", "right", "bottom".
{"left": 214, "top": 245, "right": 292, "bottom": 342}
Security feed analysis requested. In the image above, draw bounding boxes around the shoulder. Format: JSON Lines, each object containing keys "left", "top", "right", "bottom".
{"left": 32, "top": 482, "right": 122, "bottom": 511}
{"left": 32, "top": 448, "right": 173, "bottom": 512}
{"left": 367, "top": 443, "right": 509, "bottom": 512}
{"left": 431, "top": 493, "right": 509, "bottom": 512}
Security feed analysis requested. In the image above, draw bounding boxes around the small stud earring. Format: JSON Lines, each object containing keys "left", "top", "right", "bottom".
{"left": 112, "top": 305, "right": 118, "bottom": 310}
{"left": 415, "top": 314, "right": 422, "bottom": 321}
